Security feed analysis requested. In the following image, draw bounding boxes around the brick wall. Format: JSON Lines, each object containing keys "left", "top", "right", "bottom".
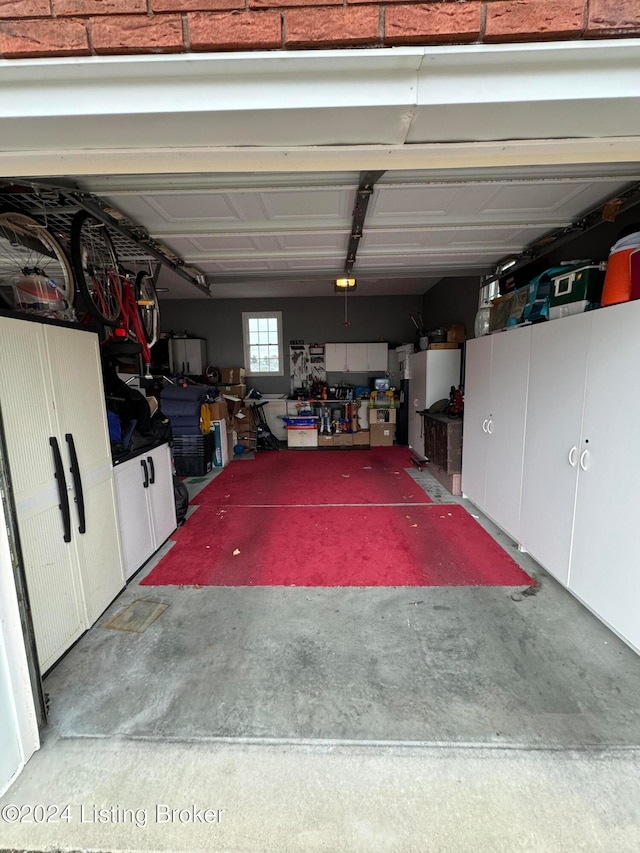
{"left": 0, "top": 0, "right": 638, "bottom": 59}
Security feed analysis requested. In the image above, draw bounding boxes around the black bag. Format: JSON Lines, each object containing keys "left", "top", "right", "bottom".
{"left": 173, "top": 475, "right": 189, "bottom": 526}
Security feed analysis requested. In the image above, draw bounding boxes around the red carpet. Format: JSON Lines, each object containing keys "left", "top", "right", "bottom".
{"left": 142, "top": 503, "right": 532, "bottom": 587}
{"left": 195, "top": 446, "right": 431, "bottom": 507}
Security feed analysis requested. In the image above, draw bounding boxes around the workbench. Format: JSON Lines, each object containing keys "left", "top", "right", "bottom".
{"left": 422, "top": 412, "right": 463, "bottom": 495}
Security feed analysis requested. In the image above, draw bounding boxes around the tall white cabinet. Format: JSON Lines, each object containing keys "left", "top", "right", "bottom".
{"left": 462, "top": 300, "right": 640, "bottom": 654}
{"left": 462, "top": 329, "right": 531, "bottom": 542}
{"left": 408, "top": 349, "right": 461, "bottom": 454}
{"left": 0, "top": 316, "right": 124, "bottom": 673}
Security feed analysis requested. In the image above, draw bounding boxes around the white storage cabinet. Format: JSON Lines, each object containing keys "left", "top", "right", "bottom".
{"left": 463, "top": 301, "right": 640, "bottom": 653}
{"left": 113, "top": 443, "right": 176, "bottom": 580}
{"left": 169, "top": 338, "right": 207, "bottom": 375}
{"left": 462, "top": 328, "right": 531, "bottom": 542}
{"left": 407, "top": 349, "right": 461, "bottom": 455}
{"left": 0, "top": 316, "right": 125, "bottom": 673}
{"left": 325, "top": 342, "right": 388, "bottom": 373}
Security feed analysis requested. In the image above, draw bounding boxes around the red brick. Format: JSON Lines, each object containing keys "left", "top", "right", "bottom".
{"left": 91, "top": 14, "right": 184, "bottom": 54}
{"left": 0, "top": 0, "right": 50, "bottom": 18}
{"left": 153, "top": 0, "right": 242, "bottom": 12}
{"left": 55, "top": 0, "right": 145, "bottom": 15}
{"left": 285, "top": 6, "right": 379, "bottom": 47}
{"left": 188, "top": 11, "right": 282, "bottom": 50}
{"left": 386, "top": 2, "right": 480, "bottom": 45}
{"left": 251, "top": 0, "right": 341, "bottom": 8}
{"left": 485, "top": 0, "right": 584, "bottom": 42}
{"left": 0, "top": 18, "right": 89, "bottom": 57}
{"left": 587, "top": 0, "right": 640, "bottom": 34}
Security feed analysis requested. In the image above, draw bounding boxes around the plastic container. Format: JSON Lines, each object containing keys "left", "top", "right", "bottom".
{"left": 601, "top": 231, "right": 640, "bottom": 307}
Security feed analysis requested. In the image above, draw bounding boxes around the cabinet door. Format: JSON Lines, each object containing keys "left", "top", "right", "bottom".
{"left": 169, "top": 339, "right": 186, "bottom": 373}
{"left": 461, "top": 336, "right": 492, "bottom": 509}
{"left": 325, "top": 344, "right": 347, "bottom": 372}
{"left": 184, "top": 339, "right": 206, "bottom": 375}
{"left": 113, "top": 458, "right": 155, "bottom": 581}
{"left": 346, "top": 343, "right": 368, "bottom": 373}
{"left": 44, "top": 326, "right": 124, "bottom": 619}
{"left": 366, "top": 343, "right": 388, "bottom": 372}
{"left": 407, "top": 352, "right": 427, "bottom": 453}
{"left": 146, "top": 443, "right": 177, "bottom": 548}
{"left": 0, "top": 318, "right": 84, "bottom": 673}
{"left": 265, "top": 401, "right": 287, "bottom": 440}
{"left": 519, "top": 313, "right": 591, "bottom": 584}
{"left": 483, "top": 327, "right": 531, "bottom": 541}
{"left": 425, "top": 350, "right": 461, "bottom": 408}
{"left": 569, "top": 301, "right": 640, "bottom": 651}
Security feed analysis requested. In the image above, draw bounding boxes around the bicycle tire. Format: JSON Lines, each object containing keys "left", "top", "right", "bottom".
{"left": 134, "top": 270, "right": 160, "bottom": 348}
{"left": 70, "top": 211, "right": 122, "bottom": 326}
{"left": 0, "top": 210, "right": 74, "bottom": 312}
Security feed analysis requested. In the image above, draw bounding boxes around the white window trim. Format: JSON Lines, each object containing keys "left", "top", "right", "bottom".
{"left": 242, "top": 311, "right": 284, "bottom": 377}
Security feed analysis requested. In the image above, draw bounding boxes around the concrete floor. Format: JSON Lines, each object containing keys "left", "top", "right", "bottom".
{"left": 2, "top": 457, "right": 640, "bottom": 851}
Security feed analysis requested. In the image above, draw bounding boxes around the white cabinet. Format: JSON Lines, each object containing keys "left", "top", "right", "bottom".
{"left": 366, "top": 343, "right": 388, "bottom": 372}
{"left": 408, "top": 349, "right": 461, "bottom": 454}
{"left": 568, "top": 302, "right": 640, "bottom": 652}
{"left": 263, "top": 401, "right": 287, "bottom": 441}
{"left": 325, "top": 342, "right": 388, "bottom": 373}
{"left": 113, "top": 443, "right": 176, "bottom": 580}
{"left": 463, "top": 301, "right": 640, "bottom": 654}
{"left": 0, "top": 316, "right": 125, "bottom": 673}
{"left": 461, "top": 328, "right": 531, "bottom": 542}
{"left": 519, "top": 313, "right": 591, "bottom": 584}
{"left": 169, "top": 338, "right": 206, "bottom": 375}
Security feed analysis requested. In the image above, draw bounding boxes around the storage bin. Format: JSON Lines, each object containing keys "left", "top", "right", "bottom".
{"left": 549, "top": 263, "right": 606, "bottom": 319}
{"left": 173, "top": 433, "right": 214, "bottom": 476}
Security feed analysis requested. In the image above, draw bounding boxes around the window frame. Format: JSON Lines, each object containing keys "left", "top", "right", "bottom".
{"left": 242, "top": 311, "right": 284, "bottom": 377}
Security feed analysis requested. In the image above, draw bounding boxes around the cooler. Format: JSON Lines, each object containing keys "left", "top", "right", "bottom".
{"left": 549, "top": 263, "right": 606, "bottom": 320}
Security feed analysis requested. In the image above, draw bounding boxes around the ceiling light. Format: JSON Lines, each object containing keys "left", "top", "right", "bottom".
{"left": 335, "top": 277, "right": 356, "bottom": 291}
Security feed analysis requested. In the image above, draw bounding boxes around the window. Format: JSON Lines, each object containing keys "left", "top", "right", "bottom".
{"left": 242, "top": 311, "right": 283, "bottom": 376}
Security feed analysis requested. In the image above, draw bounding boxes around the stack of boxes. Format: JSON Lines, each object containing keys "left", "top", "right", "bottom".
{"left": 369, "top": 405, "right": 396, "bottom": 447}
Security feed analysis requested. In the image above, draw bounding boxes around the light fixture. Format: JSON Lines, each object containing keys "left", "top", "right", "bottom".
{"left": 334, "top": 277, "right": 356, "bottom": 291}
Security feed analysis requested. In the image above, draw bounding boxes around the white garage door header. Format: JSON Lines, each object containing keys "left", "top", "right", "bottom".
{"left": 0, "top": 40, "right": 640, "bottom": 176}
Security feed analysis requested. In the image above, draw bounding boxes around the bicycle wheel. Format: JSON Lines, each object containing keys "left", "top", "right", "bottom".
{"left": 0, "top": 210, "right": 74, "bottom": 311}
{"left": 134, "top": 270, "right": 160, "bottom": 347}
{"left": 70, "top": 211, "right": 122, "bottom": 326}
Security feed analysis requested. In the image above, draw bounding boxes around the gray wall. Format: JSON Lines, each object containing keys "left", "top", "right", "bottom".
{"left": 160, "top": 294, "right": 423, "bottom": 394}
{"left": 421, "top": 276, "right": 480, "bottom": 341}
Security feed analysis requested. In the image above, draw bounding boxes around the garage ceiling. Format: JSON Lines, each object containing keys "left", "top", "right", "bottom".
{"left": 73, "top": 165, "right": 640, "bottom": 299}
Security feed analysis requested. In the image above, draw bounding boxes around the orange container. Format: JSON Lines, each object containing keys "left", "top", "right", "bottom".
{"left": 601, "top": 248, "right": 634, "bottom": 306}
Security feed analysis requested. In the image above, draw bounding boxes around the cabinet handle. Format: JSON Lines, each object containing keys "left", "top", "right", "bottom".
{"left": 579, "top": 449, "right": 590, "bottom": 471}
{"left": 482, "top": 419, "right": 488, "bottom": 433}
{"left": 487, "top": 420, "right": 493, "bottom": 435}
{"left": 65, "top": 433, "right": 86, "bottom": 535}
{"left": 147, "top": 455, "right": 155, "bottom": 485}
{"left": 50, "top": 437, "right": 71, "bottom": 543}
{"left": 187, "top": 361, "right": 190, "bottom": 374}
{"left": 568, "top": 445, "right": 578, "bottom": 467}
{"left": 141, "top": 458, "right": 149, "bottom": 488}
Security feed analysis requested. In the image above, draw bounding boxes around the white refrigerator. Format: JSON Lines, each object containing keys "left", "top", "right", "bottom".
{"left": 407, "top": 349, "right": 461, "bottom": 454}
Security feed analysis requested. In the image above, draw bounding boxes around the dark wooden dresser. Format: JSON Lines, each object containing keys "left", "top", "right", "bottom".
{"left": 422, "top": 413, "right": 463, "bottom": 495}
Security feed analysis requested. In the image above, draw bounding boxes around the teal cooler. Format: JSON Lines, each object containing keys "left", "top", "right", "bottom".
{"left": 549, "top": 263, "right": 606, "bottom": 319}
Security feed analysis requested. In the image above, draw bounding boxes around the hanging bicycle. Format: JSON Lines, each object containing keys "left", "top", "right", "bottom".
{"left": 70, "top": 211, "right": 160, "bottom": 373}
{"left": 0, "top": 209, "right": 75, "bottom": 318}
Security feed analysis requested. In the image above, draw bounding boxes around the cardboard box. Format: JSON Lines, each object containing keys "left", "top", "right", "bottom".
{"left": 220, "top": 367, "right": 246, "bottom": 385}
{"left": 223, "top": 394, "right": 243, "bottom": 417}
{"left": 429, "top": 342, "right": 459, "bottom": 350}
{"left": 370, "top": 423, "right": 394, "bottom": 446}
{"left": 318, "top": 434, "right": 334, "bottom": 447}
{"left": 447, "top": 324, "right": 466, "bottom": 343}
{"left": 334, "top": 433, "right": 353, "bottom": 446}
{"left": 208, "top": 400, "right": 228, "bottom": 422}
{"left": 221, "top": 384, "right": 247, "bottom": 399}
{"left": 352, "top": 430, "right": 370, "bottom": 446}
{"left": 371, "top": 407, "right": 397, "bottom": 425}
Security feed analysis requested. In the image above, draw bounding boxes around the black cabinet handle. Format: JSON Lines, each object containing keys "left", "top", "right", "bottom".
{"left": 141, "top": 458, "right": 149, "bottom": 488}
{"left": 65, "top": 433, "right": 86, "bottom": 535}
{"left": 187, "top": 361, "right": 190, "bottom": 373}
{"left": 147, "top": 455, "right": 155, "bottom": 485}
{"left": 50, "top": 437, "right": 71, "bottom": 543}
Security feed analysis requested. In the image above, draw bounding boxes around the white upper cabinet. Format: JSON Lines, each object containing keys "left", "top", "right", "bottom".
{"left": 325, "top": 342, "right": 388, "bottom": 373}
